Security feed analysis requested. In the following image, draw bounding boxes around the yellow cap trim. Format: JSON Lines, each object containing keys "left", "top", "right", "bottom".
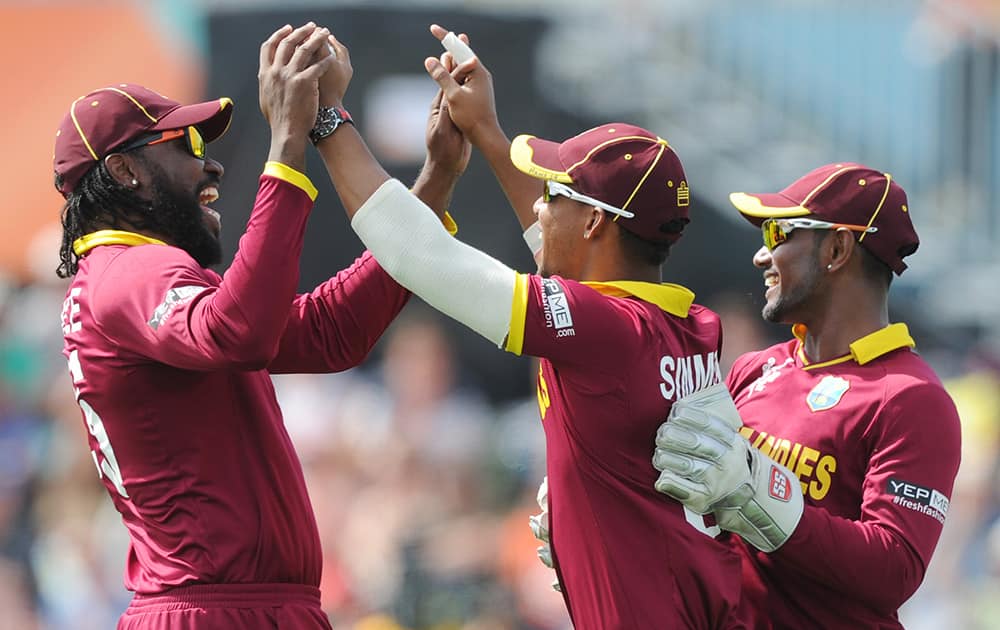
{"left": 442, "top": 211, "right": 458, "bottom": 236}
{"left": 510, "top": 135, "right": 574, "bottom": 183}
{"left": 101, "top": 87, "right": 159, "bottom": 123}
{"left": 564, "top": 135, "right": 659, "bottom": 173}
{"left": 582, "top": 280, "right": 694, "bottom": 317}
{"left": 621, "top": 143, "right": 665, "bottom": 211}
{"left": 263, "top": 161, "right": 318, "bottom": 201}
{"left": 69, "top": 95, "right": 100, "bottom": 161}
{"left": 858, "top": 173, "right": 892, "bottom": 244}
{"left": 794, "top": 322, "right": 915, "bottom": 370}
{"left": 68, "top": 87, "right": 163, "bottom": 163}
{"left": 729, "top": 192, "right": 810, "bottom": 219}
{"left": 73, "top": 229, "right": 167, "bottom": 256}
{"left": 505, "top": 273, "right": 531, "bottom": 356}
{"left": 730, "top": 165, "right": 863, "bottom": 219}
{"left": 800, "top": 165, "right": 856, "bottom": 206}
{"left": 216, "top": 97, "right": 235, "bottom": 136}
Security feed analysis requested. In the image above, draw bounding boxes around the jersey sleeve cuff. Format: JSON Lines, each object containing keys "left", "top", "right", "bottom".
{"left": 263, "top": 161, "right": 319, "bottom": 201}
{"left": 442, "top": 211, "right": 458, "bottom": 236}
{"left": 504, "top": 273, "right": 531, "bottom": 356}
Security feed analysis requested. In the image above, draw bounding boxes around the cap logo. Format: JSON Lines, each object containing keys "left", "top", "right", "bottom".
{"left": 677, "top": 181, "right": 690, "bottom": 207}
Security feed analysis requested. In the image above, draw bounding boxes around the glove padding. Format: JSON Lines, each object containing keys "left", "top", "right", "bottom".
{"left": 528, "top": 476, "right": 561, "bottom": 591}
{"left": 652, "top": 383, "right": 803, "bottom": 552}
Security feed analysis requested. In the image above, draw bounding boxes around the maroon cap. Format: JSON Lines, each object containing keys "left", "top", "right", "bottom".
{"left": 730, "top": 162, "right": 919, "bottom": 274}
{"left": 510, "top": 123, "right": 690, "bottom": 243}
{"left": 53, "top": 84, "right": 234, "bottom": 197}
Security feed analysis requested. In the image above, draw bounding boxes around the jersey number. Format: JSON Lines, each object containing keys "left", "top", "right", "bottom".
{"left": 67, "top": 350, "right": 129, "bottom": 499}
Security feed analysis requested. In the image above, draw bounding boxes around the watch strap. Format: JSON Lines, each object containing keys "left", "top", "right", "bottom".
{"left": 309, "top": 106, "right": 353, "bottom": 145}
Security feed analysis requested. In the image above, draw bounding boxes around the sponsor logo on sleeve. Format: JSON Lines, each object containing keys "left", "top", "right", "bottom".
{"left": 148, "top": 285, "right": 208, "bottom": 330}
{"left": 768, "top": 465, "right": 793, "bottom": 502}
{"left": 887, "top": 478, "right": 949, "bottom": 525}
{"left": 541, "top": 279, "right": 575, "bottom": 337}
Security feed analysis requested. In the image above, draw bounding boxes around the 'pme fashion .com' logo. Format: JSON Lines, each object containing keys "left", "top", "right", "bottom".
{"left": 541, "top": 279, "right": 575, "bottom": 337}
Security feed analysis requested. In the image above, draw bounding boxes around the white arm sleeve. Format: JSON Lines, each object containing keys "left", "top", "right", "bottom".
{"left": 351, "top": 179, "right": 517, "bottom": 347}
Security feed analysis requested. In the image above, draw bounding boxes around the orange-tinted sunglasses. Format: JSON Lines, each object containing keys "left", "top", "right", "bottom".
{"left": 117, "top": 125, "right": 206, "bottom": 159}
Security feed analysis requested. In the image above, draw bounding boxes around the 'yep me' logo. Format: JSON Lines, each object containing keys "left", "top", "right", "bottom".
{"left": 887, "top": 478, "right": 949, "bottom": 525}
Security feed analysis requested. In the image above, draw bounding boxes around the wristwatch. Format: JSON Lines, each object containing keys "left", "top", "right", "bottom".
{"left": 309, "top": 106, "right": 353, "bottom": 145}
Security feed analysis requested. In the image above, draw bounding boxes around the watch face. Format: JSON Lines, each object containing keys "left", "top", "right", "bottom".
{"left": 310, "top": 107, "right": 352, "bottom": 144}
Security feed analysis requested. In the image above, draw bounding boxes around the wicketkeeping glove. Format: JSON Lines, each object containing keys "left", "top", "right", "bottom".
{"left": 652, "top": 383, "right": 803, "bottom": 552}
{"left": 528, "top": 476, "right": 561, "bottom": 591}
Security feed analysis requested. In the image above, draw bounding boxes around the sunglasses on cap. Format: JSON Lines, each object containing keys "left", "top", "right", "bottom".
{"left": 543, "top": 180, "right": 635, "bottom": 219}
{"left": 761, "top": 217, "right": 878, "bottom": 251}
{"left": 116, "top": 125, "right": 206, "bottom": 159}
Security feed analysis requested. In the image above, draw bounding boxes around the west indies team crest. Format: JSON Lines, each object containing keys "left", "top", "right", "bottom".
{"left": 806, "top": 375, "right": 850, "bottom": 412}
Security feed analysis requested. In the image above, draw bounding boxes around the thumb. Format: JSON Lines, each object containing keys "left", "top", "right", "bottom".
{"left": 424, "top": 57, "right": 460, "bottom": 97}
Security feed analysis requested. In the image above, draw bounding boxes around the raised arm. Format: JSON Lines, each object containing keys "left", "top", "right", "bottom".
{"left": 424, "top": 24, "right": 541, "bottom": 230}
{"left": 310, "top": 35, "right": 517, "bottom": 348}
{"left": 95, "top": 24, "right": 337, "bottom": 370}
{"left": 311, "top": 34, "right": 466, "bottom": 218}
{"left": 411, "top": 86, "right": 470, "bottom": 217}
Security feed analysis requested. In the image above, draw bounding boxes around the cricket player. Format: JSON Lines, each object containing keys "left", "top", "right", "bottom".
{"left": 54, "top": 23, "right": 465, "bottom": 629}
{"left": 311, "top": 33, "right": 747, "bottom": 629}
{"left": 652, "top": 164, "right": 962, "bottom": 628}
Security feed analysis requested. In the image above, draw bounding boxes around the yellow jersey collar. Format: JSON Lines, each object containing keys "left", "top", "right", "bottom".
{"left": 583, "top": 280, "right": 694, "bottom": 317}
{"left": 73, "top": 230, "right": 168, "bottom": 256}
{"left": 792, "top": 322, "right": 915, "bottom": 367}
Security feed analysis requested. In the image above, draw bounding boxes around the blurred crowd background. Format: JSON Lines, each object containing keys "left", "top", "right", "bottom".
{"left": 1, "top": 0, "right": 998, "bottom": 628}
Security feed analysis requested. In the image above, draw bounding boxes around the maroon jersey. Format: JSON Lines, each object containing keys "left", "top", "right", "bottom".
{"left": 59, "top": 167, "right": 410, "bottom": 594}
{"left": 505, "top": 276, "right": 744, "bottom": 630}
{"left": 726, "top": 323, "right": 961, "bottom": 629}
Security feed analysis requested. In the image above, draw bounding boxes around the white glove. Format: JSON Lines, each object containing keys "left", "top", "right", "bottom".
{"left": 528, "top": 476, "right": 561, "bottom": 591}
{"left": 652, "top": 383, "right": 803, "bottom": 552}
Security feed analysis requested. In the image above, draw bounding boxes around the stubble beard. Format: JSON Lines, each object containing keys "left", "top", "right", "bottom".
{"left": 761, "top": 255, "right": 823, "bottom": 323}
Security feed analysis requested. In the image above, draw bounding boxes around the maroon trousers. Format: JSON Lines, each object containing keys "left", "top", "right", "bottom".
{"left": 119, "top": 583, "right": 332, "bottom": 630}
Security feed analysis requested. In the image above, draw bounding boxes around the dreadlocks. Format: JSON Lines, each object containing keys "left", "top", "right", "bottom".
{"left": 56, "top": 161, "right": 153, "bottom": 278}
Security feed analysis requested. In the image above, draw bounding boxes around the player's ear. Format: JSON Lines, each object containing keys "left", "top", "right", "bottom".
{"left": 825, "top": 228, "right": 856, "bottom": 273}
{"left": 104, "top": 153, "right": 142, "bottom": 191}
{"left": 583, "top": 207, "right": 610, "bottom": 240}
